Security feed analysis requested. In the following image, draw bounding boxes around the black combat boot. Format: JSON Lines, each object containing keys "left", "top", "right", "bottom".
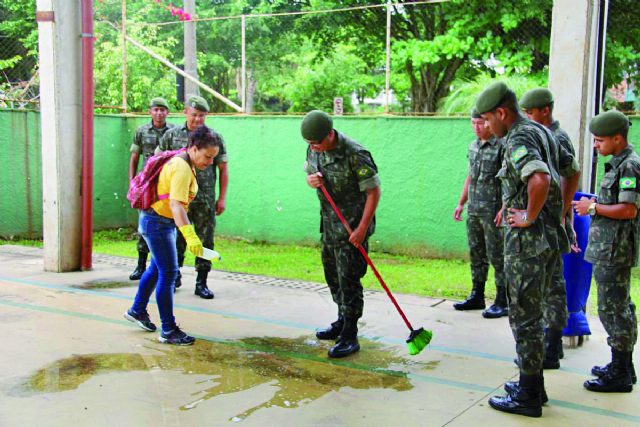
{"left": 194, "top": 270, "right": 214, "bottom": 299}
{"left": 489, "top": 372, "right": 542, "bottom": 417}
{"left": 129, "top": 252, "right": 148, "bottom": 280}
{"left": 453, "top": 281, "right": 486, "bottom": 311}
{"left": 174, "top": 270, "right": 182, "bottom": 293}
{"left": 593, "top": 350, "right": 637, "bottom": 384}
{"left": 482, "top": 286, "right": 509, "bottom": 318}
{"left": 542, "top": 329, "right": 563, "bottom": 370}
{"left": 584, "top": 350, "right": 633, "bottom": 392}
{"left": 316, "top": 315, "right": 344, "bottom": 340}
{"left": 328, "top": 317, "right": 360, "bottom": 358}
{"left": 504, "top": 371, "right": 549, "bottom": 404}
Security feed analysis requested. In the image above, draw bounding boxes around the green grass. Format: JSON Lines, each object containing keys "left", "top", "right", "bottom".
{"left": 2, "top": 228, "right": 639, "bottom": 320}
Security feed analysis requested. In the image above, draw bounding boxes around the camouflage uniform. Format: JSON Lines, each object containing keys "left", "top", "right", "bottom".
{"left": 159, "top": 123, "right": 229, "bottom": 272}
{"left": 466, "top": 136, "right": 506, "bottom": 289}
{"left": 498, "top": 117, "right": 579, "bottom": 374}
{"left": 585, "top": 145, "right": 640, "bottom": 352}
{"left": 131, "top": 120, "right": 175, "bottom": 254}
{"left": 305, "top": 132, "right": 380, "bottom": 320}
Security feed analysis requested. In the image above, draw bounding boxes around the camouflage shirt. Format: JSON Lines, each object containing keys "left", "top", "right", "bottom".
{"left": 585, "top": 145, "right": 640, "bottom": 268}
{"left": 549, "top": 121, "right": 575, "bottom": 156}
{"left": 158, "top": 122, "right": 228, "bottom": 207}
{"left": 304, "top": 131, "right": 380, "bottom": 244}
{"left": 130, "top": 121, "right": 175, "bottom": 164}
{"left": 498, "top": 117, "right": 580, "bottom": 259}
{"left": 467, "top": 136, "right": 506, "bottom": 217}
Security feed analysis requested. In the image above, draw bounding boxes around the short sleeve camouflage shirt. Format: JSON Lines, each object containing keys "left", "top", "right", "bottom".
{"left": 130, "top": 121, "right": 175, "bottom": 165}
{"left": 467, "top": 136, "right": 506, "bottom": 217}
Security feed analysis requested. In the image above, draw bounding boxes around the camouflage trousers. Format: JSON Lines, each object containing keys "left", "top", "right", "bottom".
{"left": 176, "top": 202, "right": 216, "bottom": 272}
{"left": 321, "top": 239, "right": 368, "bottom": 320}
{"left": 136, "top": 210, "right": 150, "bottom": 254}
{"left": 543, "top": 255, "right": 568, "bottom": 331}
{"left": 507, "top": 249, "right": 559, "bottom": 374}
{"left": 467, "top": 215, "right": 505, "bottom": 288}
{"left": 594, "top": 266, "right": 638, "bottom": 352}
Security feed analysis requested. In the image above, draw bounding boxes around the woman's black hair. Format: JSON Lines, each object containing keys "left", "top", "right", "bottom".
{"left": 188, "top": 125, "right": 222, "bottom": 150}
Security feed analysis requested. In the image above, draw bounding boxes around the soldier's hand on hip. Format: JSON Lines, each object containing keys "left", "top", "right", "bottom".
{"left": 453, "top": 204, "right": 464, "bottom": 221}
{"left": 494, "top": 208, "right": 504, "bottom": 227}
{"left": 306, "top": 172, "right": 324, "bottom": 189}
{"left": 572, "top": 197, "right": 595, "bottom": 216}
{"left": 507, "top": 208, "right": 532, "bottom": 228}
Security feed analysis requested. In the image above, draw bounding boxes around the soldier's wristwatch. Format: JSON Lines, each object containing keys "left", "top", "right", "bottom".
{"left": 588, "top": 202, "right": 597, "bottom": 216}
{"left": 522, "top": 212, "right": 535, "bottom": 225}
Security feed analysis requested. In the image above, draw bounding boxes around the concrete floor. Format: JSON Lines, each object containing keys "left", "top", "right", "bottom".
{"left": 0, "top": 244, "right": 638, "bottom": 426}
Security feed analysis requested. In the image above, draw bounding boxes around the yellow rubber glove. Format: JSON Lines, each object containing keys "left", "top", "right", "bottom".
{"left": 178, "top": 224, "right": 203, "bottom": 258}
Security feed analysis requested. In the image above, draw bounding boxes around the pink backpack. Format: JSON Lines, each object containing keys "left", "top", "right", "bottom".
{"left": 127, "top": 148, "right": 187, "bottom": 210}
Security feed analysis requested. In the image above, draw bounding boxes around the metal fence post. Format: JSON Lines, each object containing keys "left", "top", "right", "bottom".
{"left": 121, "top": 0, "right": 127, "bottom": 113}
{"left": 241, "top": 15, "right": 246, "bottom": 113}
{"left": 385, "top": 2, "right": 391, "bottom": 114}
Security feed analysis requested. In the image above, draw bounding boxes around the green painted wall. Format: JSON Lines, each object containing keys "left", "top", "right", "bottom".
{"left": 2, "top": 109, "right": 638, "bottom": 258}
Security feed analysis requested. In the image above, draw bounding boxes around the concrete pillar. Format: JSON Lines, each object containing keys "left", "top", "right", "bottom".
{"left": 183, "top": 0, "right": 199, "bottom": 98}
{"left": 37, "top": 0, "right": 83, "bottom": 272}
{"left": 549, "top": 0, "right": 601, "bottom": 191}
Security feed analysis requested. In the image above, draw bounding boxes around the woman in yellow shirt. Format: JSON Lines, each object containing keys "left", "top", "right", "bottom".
{"left": 125, "top": 126, "right": 221, "bottom": 345}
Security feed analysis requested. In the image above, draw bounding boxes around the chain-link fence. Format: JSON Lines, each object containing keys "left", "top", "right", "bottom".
{"left": 1, "top": 0, "right": 556, "bottom": 115}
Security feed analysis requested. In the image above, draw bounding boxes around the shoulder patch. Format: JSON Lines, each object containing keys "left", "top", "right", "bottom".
{"left": 512, "top": 146, "right": 528, "bottom": 163}
{"left": 358, "top": 166, "right": 372, "bottom": 178}
{"left": 621, "top": 177, "right": 637, "bottom": 189}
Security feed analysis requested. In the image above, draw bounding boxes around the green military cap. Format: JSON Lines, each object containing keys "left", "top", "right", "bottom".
{"left": 475, "top": 81, "right": 509, "bottom": 114}
{"left": 301, "top": 110, "right": 333, "bottom": 141}
{"left": 471, "top": 107, "right": 482, "bottom": 119}
{"left": 589, "top": 110, "right": 631, "bottom": 136}
{"left": 149, "top": 97, "right": 169, "bottom": 109}
{"left": 520, "top": 88, "right": 554, "bottom": 109}
{"left": 185, "top": 95, "right": 210, "bottom": 113}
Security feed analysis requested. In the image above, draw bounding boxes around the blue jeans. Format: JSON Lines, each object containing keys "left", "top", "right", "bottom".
{"left": 131, "top": 209, "right": 178, "bottom": 333}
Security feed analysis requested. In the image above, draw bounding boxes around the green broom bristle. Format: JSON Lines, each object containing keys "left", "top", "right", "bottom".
{"left": 406, "top": 328, "right": 433, "bottom": 356}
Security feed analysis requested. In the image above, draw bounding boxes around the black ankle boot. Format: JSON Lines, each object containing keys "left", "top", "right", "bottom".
{"left": 129, "top": 252, "right": 148, "bottom": 280}
{"left": 454, "top": 281, "right": 486, "bottom": 311}
{"left": 316, "top": 315, "right": 344, "bottom": 340}
{"left": 504, "top": 371, "right": 549, "bottom": 404}
{"left": 195, "top": 270, "right": 214, "bottom": 299}
{"left": 174, "top": 270, "right": 182, "bottom": 292}
{"left": 328, "top": 317, "right": 360, "bottom": 358}
{"left": 542, "top": 329, "right": 563, "bottom": 370}
{"left": 490, "top": 372, "right": 542, "bottom": 417}
{"left": 593, "top": 350, "right": 637, "bottom": 384}
{"left": 482, "top": 286, "right": 509, "bottom": 318}
{"left": 584, "top": 350, "right": 633, "bottom": 392}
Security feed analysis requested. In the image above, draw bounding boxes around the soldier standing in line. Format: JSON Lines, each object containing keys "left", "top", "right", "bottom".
{"left": 129, "top": 97, "right": 175, "bottom": 280}
{"left": 158, "top": 95, "right": 228, "bottom": 299}
{"left": 453, "top": 107, "right": 508, "bottom": 318}
{"left": 476, "top": 81, "right": 580, "bottom": 418}
{"left": 519, "top": 87, "right": 581, "bottom": 370}
{"left": 303, "top": 110, "right": 381, "bottom": 358}
{"left": 574, "top": 111, "right": 639, "bottom": 392}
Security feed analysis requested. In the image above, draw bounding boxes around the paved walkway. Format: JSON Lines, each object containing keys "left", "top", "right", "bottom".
{"left": 0, "top": 245, "right": 637, "bottom": 426}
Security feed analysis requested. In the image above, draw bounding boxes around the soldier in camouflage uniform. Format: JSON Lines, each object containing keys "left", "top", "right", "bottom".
{"left": 520, "top": 87, "right": 582, "bottom": 369}
{"left": 129, "top": 97, "right": 175, "bottom": 280}
{"left": 476, "top": 82, "right": 580, "bottom": 418}
{"left": 453, "top": 107, "right": 507, "bottom": 318}
{"left": 302, "top": 110, "right": 381, "bottom": 359}
{"left": 574, "top": 110, "right": 639, "bottom": 392}
{"left": 158, "top": 95, "right": 229, "bottom": 299}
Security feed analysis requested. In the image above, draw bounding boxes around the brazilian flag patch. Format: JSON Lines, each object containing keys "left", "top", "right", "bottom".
{"left": 358, "top": 166, "right": 372, "bottom": 178}
{"left": 621, "top": 177, "right": 637, "bottom": 189}
{"left": 512, "top": 146, "right": 528, "bottom": 163}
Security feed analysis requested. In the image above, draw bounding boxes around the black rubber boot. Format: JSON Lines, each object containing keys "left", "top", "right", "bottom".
{"left": 328, "top": 317, "right": 360, "bottom": 358}
{"left": 584, "top": 350, "right": 633, "bottom": 392}
{"left": 129, "top": 252, "right": 148, "bottom": 280}
{"left": 453, "top": 281, "right": 486, "bottom": 311}
{"left": 504, "top": 371, "right": 549, "bottom": 404}
{"left": 174, "top": 270, "right": 182, "bottom": 293}
{"left": 195, "top": 270, "right": 214, "bottom": 299}
{"left": 542, "top": 329, "right": 563, "bottom": 370}
{"left": 593, "top": 350, "right": 636, "bottom": 384}
{"left": 482, "top": 286, "right": 509, "bottom": 318}
{"left": 489, "top": 372, "right": 542, "bottom": 418}
{"left": 316, "top": 315, "right": 344, "bottom": 340}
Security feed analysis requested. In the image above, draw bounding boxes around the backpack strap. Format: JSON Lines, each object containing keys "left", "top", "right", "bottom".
{"left": 157, "top": 148, "right": 193, "bottom": 201}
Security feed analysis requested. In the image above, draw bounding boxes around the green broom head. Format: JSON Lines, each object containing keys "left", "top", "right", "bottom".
{"left": 406, "top": 327, "right": 433, "bottom": 356}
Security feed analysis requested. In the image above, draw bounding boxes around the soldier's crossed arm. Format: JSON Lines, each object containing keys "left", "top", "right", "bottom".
{"left": 618, "top": 161, "right": 640, "bottom": 208}
{"left": 507, "top": 134, "right": 549, "bottom": 184}
{"left": 350, "top": 151, "right": 380, "bottom": 192}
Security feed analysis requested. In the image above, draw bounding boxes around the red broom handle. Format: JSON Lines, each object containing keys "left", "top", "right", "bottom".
{"left": 319, "top": 185, "right": 414, "bottom": 331}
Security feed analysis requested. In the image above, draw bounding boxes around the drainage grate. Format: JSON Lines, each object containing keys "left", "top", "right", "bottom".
{"left": 218, "top": 272, "right": 327, "bottom": 292}
{"left": 93, "top": 254, "right": 138, "bottom": 267}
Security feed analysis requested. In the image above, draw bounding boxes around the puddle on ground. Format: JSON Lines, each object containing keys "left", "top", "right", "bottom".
{"left": 27, "top": 335, "right": 437, "bottom": 421}
{"left": 71, "top": 281, "right": 134, "bottom": 290}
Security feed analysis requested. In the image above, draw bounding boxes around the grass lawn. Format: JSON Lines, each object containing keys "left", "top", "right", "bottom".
{"left": 3, "top": 227, "right": 639, "bottom": 320}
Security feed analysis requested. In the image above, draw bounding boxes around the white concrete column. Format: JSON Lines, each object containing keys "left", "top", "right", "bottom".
{"left": 183, "top": 0, "right": 199, "bottom": 98}
{"left": 37, "top": 0, "right": 83, "bottom": 272}
{"left": 549, "top": 0, "right": 601, "bottom": 191}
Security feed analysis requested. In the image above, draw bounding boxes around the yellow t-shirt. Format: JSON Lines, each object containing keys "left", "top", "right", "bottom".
{"left": 151, "top": 156, "right": 198, "bottom": 218}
